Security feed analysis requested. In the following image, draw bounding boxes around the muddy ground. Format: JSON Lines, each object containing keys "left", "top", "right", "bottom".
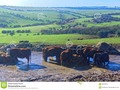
{"left": 0, "top": 52, "right": 120, "bottom": 82}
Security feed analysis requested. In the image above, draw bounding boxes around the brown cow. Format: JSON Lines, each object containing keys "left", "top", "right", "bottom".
{"left": 42, "top": 46, "right": 54, "bottom": 61}
{"left": 60, "top": 49, "right": 77, "bottom": 66}
{"left": 42, "top": 46, "right": 65, "bottom": 64}
{"left": 9, "top": 48, "right": 31, "bottom": 64}
{"left": 82, "top": 47, "right": 104, "bottom": 65}
{"left": 0, "top": 52, "right": 16, "bottom": 65}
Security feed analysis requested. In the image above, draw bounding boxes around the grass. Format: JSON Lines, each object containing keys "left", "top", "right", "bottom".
{"left": 0, "top": 34, "right": 92, "bottom": 44}
{"left": 72, "top": 37, "right": 120, "bottom": 45}
{"left": 0, "top": 24, "right": 61, "bottom": 33}
{"left": 0, "top": 33, "right": 120, "bottom": 45}
{"left": 112, "top": 15, "right": 120, "bottom": 18}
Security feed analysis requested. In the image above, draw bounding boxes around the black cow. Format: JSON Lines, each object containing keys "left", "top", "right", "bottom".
{"left": 42, "top": 46, "right": 65, "bottom": 64}
{"left": 93, "top": 52, "right": 109, "bottom": 67}
{"left": 9, "top": 48, "right": 31, "bottom": 64}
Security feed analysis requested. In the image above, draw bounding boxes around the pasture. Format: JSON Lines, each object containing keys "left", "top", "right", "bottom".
{"left": 0, "top": 33, "right": 120, "bottom": 45}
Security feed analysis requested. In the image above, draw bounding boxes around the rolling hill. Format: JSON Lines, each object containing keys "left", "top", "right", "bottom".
{"left": 0, "top": 6, "right": 120, "bottom": 45}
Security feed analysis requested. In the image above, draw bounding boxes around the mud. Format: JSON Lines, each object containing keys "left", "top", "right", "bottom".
{"left": 0, "top": 52, "right": 120, "bottom": 82}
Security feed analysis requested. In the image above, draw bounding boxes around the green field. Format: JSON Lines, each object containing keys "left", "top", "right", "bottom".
{"left": 0, "top": 33, "right": 120, "bottom": 45}
{"left": 0, "top": 6, "right": 120, "bottom": 45}
{"left": 0, "top": 34, "right": 93, "bottom": 44}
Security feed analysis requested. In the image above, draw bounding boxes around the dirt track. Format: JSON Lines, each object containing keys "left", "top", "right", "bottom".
{"left": 0, "top": 52, "right": 120, "bottom": 82}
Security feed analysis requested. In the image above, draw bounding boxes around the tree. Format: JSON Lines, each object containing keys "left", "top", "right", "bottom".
{"left": 98, "top": 31, "right": 109, "bottom": 38}
{"left": 13, "top": 25, "right": 21, "bottom": 28}
{"left": 10, "top": 31, "right": 15, "bottom": 36}
{"left": 2, "top": 30, "right": 7, "bottom": 34}
{"left": 116, "top": 31, "right": 120, "bottom": 37}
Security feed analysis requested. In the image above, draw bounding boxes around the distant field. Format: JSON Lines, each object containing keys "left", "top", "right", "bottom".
{"left": 0, "top": 34, "right": 93, "bottom": 44}
{"left": 0, "top": 24, "right": 61, "bottom": 33}
{"left": 1, "top": 20, "right": 120, "bottom": 34}
{"left": 0, "top": 33, "right": 120, "bottom": 45}
{"left": 1, "top": 6, "right": 120, "bottom": 28}
{"left": 112, "top": 15, "right": 120, "bottom": 18}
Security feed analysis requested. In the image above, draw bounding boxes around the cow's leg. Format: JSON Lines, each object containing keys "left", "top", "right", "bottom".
{"left": 60, "top": 60, "right": 63, "bottom": 66}
{"left": 27, "top": 57, "right": 29, "bottom": 65}
{"left": 105, "top": 61, "right": 109, "bottom": 67}
{"left": 106, "top": 60, "right": 109, "bottom": 66}
{"left": 61, "top": 60, "right": 66, "bottom": 66}
{"left": 62, "top": 60, "right": 68, "bottom": 66}
{"left": 57, "top": 58, "right": 61, "bottom": 65}
{"left": 93, "top": 60, "right": 96, "bottom": 66}
{"left": 86, "top": 57, "right": 90, "bottom": 66}
{"left": 12, "top": 57, "right": 18, "bottom": 64}
{"left": 96, "top": 59, "right": 99, "bottom": 66}
{"left": 102, "top": 62, "right": 105, "bottom": 67}
{"left": 28, "top": 59, "right": 29, "bottom": 65}
{"left": 56, "top": 56, "right": 60, "bottom": 64}
{"left": 45, "top": 56, "right": 47, "bottom": 62}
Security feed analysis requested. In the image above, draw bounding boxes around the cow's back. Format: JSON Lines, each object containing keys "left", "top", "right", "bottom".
{"left": 10, "top": 48, "right": 19, "bottom": 57}
{"left": 10, "top": 48, "right": 31, "bottom": 58}
{"left": 18, "top": 48, "right": 31, "bottom": 58}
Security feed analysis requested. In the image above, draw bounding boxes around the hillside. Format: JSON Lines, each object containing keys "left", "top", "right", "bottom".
{"left": 0, "top": 6, "right": 120, "bottom": 28}
{"left": 0, "top": 6, "right": 120, "bottom": 45}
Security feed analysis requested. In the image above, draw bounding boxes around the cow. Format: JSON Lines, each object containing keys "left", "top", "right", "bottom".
{"left": 60, "top": 49, "right": 78, "bottom": 66}
{"left": 93, "top": 52, "right": 109, "bottom": 67}
{"left": 0, "top": 51, "right": 17, "bottom": 65}
{"left": 42, "top": 46, "right": 54, "bottom": 61}
{"left": 42, "top": 46, "right": 65, "bottom": 64}
{"left": 82, "top": 47, "right": 104, "bottom": 65}
{"left": 9, "top": 48, "right": 31, "bottom": 64}
{"left": 0, "top": 44, "right": 16, "bottom": 52}
{"left": 83, "top": 47, "right": 97, "bottom": 58}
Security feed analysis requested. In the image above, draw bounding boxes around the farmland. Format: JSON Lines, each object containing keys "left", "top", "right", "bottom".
{"left": 0, "top": 6, "right": 120, "bottom": 45}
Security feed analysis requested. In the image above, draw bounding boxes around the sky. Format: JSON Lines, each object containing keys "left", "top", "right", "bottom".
{"left": 0, "top": 0, "right": 120, "bottom": 7}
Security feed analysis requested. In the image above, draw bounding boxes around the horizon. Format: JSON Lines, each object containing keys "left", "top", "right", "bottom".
{"left": 0, "top": 5, "right": 119, "bottom": 8}
{"left": 0, "top": 0, "right": 120, "bottom": 7}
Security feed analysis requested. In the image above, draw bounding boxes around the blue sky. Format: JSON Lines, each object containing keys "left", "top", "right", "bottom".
{"left": 0, "top": 0, "right": 120, "bottom": 7}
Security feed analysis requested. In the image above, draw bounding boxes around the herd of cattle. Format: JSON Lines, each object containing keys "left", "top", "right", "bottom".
{"left": 0, "top": 44, "right": 109, "bottom": 67}
{"left": 43, "top": 45, "right": 109, "bottom": 67}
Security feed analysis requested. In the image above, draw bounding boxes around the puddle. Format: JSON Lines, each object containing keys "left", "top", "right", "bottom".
{"left": 16, "top": 63, "right": 46, "bottom": 71}
{"left": 88, "top": 57, "right": 120, "bottom": 71}
{"left": 107, "top": 62, "right": 120, "bottom": 71}
{"left": 16, "top": 52, "right": 46, "bottom": 71}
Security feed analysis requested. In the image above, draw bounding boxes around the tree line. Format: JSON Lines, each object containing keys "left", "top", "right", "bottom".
{"left": 92, "top": 14, "right": 120, "bottom": 23}
{"left": 2, "top": 30, "right": 31, "bottom": 36}
{"left": 41, "top": 25, "right": 120, "bottom": 38}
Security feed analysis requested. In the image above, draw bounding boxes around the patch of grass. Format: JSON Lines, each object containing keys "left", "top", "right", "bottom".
{"left": 0, "top": 33, "right": 120, "bottom": 45}
{"left": 0, "top": 34, "right": 95, "bottom": 44}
